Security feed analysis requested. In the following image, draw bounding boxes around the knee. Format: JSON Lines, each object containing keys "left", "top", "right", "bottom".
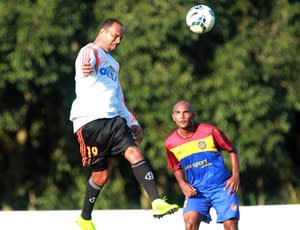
{"left": 184, "top": 212, "right": 201, "bottom": 230}
{"left": 91, "top": 170, "right": 109, "bottom": 186}
{"left": 184, "top": 220, "right": 194, "bottom": 230}
{"left": 223, "top": 219, "right": 238, "bottom": 230}
{"left": 184, "top": 217, "right": 198, "bottom": 230}
{"left": 124, "top": 146, "right": 144, "bottom": 164}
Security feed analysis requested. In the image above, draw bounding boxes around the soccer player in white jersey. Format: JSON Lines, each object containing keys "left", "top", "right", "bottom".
{"left": 70, "top": 18, "right": 178, "bottom": 230}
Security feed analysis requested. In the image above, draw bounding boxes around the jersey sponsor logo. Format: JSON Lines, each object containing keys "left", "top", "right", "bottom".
{"left": 184, "top": 158, "right": 212, "bottom": 171}
{"left": 99, "top": 66, "right": 117, "bottom": 81}
{"left": 145, "top": 171, "right": 154, "bottom": 180}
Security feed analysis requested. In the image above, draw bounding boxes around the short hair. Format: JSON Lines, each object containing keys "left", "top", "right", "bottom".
{"left": 100, "top": 18, "right": 123, "bottom": 30}
{"left": 172, "top": 100, "right": 194, "bottom": 113}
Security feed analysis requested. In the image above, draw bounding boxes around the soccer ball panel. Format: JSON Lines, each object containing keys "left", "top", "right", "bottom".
{"left": 186, "top": 4, "right": 215, "bottom": 34}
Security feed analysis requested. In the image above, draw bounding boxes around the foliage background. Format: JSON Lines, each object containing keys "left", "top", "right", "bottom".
{"left": 0, "top": 0, "right": 299, "bottom": 210}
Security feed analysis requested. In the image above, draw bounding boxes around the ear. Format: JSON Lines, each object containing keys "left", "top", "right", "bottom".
{"left": 171, "top": 113, "right": 176, "bottom": 122}
{"left": 191, "top": 111, "right": 196, "bottom": 119}
{"left": 99, "top": 28, "right": 106, "bottom": 36}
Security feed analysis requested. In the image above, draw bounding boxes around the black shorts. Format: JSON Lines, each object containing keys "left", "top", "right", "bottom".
{"left": 76, "top": 116, "right": 137, "bottom": 171}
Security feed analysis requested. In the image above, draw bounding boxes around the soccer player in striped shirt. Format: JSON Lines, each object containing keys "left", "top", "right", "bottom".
{"left": 70, "top": 18, "right": 178, "bottom": 230}
{"left": 165, "top": 100, "right": 240, "bottom": 230}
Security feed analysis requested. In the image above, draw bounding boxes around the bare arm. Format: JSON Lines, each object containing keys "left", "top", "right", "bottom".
{"left": 224, "top": 146, "right": 240, "bottom": 193}
{"left": 212, "top": 128, "right": 240, "bottom": 193}
{"left": 131, "top": 125, "right": 143, "bottom": 144}
{"left": 174, "top": 169, "right": 197, "bottom": 198}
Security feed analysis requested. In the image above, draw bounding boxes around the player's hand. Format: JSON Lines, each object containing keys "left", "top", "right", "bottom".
{"left": 81, "top": 62, "right": 93, "bottom": 76}
{"left": 180, "top": 181, "right": 197, "bottom": 198}
{"left": 224, "top": 174, "right": 240, "bottom": 194}
{"left": 131, "top": 125, "right": 143, "bottom": 144}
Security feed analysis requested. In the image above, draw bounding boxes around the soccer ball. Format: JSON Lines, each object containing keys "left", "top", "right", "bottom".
{"left": 186, "top": 4, "right": 215, "bottom": 34}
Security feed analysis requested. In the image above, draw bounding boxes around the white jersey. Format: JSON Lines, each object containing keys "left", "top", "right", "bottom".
{"left": 70, "top": 43, "right": 138, "bottom": 133}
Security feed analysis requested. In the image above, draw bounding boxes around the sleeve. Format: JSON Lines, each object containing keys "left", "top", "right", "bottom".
{"left": 116, "top": 79, "right": 139, "bottom": 127}
{"left": 75, "top": 46, "right": 97, "bottom": 77}
{"left": 165, "top": 147, "right": 182, "bottom": 173}
{"left": 212, "top": 127, "right": 234, "bottom": 152}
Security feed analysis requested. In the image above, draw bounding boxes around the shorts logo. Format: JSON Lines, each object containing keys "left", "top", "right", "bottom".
{"left": 198, "top": 141, "right": 206, "bottom": 150}
{"left": 231, "top": 203, "right": 238, "bottom": 211}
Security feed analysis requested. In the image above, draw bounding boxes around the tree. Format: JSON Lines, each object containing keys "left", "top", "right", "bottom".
{"left": 0, "top": 0, "right": 299, "bottom": 210}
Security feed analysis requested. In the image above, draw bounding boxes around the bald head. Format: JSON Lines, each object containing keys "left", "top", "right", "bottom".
{"left": 172, "top": 100, "right": 196, "bottom": 130}
{"left": 172, "top": 100, "right": 194, "bottom": 113}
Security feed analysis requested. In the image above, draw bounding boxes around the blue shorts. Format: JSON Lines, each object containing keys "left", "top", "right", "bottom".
{"left": 183, "top": 186, "right": 240, "bottom": 223}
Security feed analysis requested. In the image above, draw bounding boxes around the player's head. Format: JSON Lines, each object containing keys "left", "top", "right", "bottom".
{"left": 172, "top": 100, "right": 196, "bottom": 129}
{"left": 95, "top": 18, "right": 124, "bottom": 52}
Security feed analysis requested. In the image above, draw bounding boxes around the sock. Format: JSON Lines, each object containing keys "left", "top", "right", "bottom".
{"left": 81, "top": 177, "right": 102, "bottom": 220}
{"left": 131, "top": 160, "right": 159, "bottom": 201}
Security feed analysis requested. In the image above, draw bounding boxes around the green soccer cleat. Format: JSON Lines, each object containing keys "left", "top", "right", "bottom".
{"left": 152, "top": 197, "right": 179, "bottom": 218}
{"left": 76, "top": 216, "right": 96, "bottom": 230}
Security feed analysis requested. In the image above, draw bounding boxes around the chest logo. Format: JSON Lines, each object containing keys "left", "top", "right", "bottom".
{"left": 99, "top": 66, "right": 117, "bottom": 81}
{"left": 198, "top": 141, "right": 206, "bottom": 150}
